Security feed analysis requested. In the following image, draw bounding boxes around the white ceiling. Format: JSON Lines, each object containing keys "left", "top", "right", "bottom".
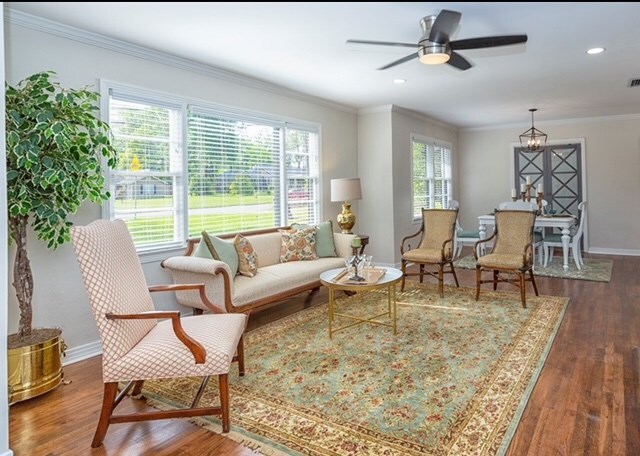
{"left": 7, "top": 2, "right": 640, "bottom": 128}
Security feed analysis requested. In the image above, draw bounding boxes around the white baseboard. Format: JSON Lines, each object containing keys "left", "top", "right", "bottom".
{"left": 62, "top": 340, "right": 102, "bottom": 366}
{"left": 1, "top": 449, "right": 14, "bottom": 456}
{"left": 588, "top": 247, "right": 640, "bottom": 256}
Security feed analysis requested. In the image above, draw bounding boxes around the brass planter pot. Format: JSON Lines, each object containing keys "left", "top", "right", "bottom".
{"left": 8, "top": 332, "right": 65, "bottom": 405}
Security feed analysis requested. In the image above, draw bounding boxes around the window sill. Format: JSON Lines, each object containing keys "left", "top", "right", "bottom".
{"left": 138, "top": 245, "right": 187, "bottom": 264}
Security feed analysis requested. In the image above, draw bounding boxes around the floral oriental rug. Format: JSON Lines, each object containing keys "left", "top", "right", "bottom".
{"left": 142, "top": 282, "right": 568, "bottom": 455}
{"left": 454, "top": 255, "right": 612, "bottom": 282}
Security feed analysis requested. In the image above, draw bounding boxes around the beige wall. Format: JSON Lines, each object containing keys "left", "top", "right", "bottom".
{"left": 357, "top": 106, "right": 458, "bottom": 266}
{"left": 458, "top": 117, "right": 640, "bottom": 253}
{"left": 5, "top": 23, "right": 358, "bottom": 354}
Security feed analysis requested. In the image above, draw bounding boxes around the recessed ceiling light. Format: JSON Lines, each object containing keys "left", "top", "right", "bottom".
{"left": 586, "top": 47, "right": 606, "bottom": 55}
{"left": 393, "top": 78, "right": 407, "bottom": 84}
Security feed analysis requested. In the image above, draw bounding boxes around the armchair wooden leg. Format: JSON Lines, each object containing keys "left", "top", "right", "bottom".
{"left": 519, "top": 273, "right": 527, "bottom": 308}
{"left": 475, "top": 267, "right": 482, "bottom": 301}
{"left": 131, "top": 380, "right": 145, "bottom": 397}
{"left": 450, "top": 262, "right": 460, "bottom": 288}
{"left": 493, "top": 270, "right": 499, "bottom": 290}
{"left": 529, "top": 270, "right": 539, "bottom": 296}
{"left": 401, "top": 260, "right": 407, "bottom": 292}
{"left": 438, "top": 267, "right": 444, "bottom": 298}
{"left": 91, "top": 382, "right": 119, "bottom": 448}
{"left": 236, "top": 335, "right": 245, "bottom": 377}
{"left": 419, "top": 264, "right": 425, "bottom": 283}
{"left": 219, "top": 374, "right": 230, "bottom": 433}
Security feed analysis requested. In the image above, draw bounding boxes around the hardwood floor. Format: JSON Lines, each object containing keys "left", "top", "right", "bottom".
{"left": 9, "top": 252, "right": 639, "bottom": 455}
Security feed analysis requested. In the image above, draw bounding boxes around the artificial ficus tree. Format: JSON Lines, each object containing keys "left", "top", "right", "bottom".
{"left": 6, "top": 71, "right": 118, "bottom": 345}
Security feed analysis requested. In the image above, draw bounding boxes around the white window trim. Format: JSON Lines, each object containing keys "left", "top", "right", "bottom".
{"left": 99, "top": 79, "right": 322, "bottom": 258}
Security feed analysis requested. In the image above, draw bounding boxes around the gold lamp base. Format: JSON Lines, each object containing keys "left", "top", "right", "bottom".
{"left": 337, "top": 201, "right": 356, "bottom": 234}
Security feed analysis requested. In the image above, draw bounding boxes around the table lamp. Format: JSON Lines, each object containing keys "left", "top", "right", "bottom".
{"left": 330, "top": 177, "right": 362, "bottom": 234}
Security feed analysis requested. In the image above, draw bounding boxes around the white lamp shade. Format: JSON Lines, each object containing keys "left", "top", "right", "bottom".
{"left": 331, "top": 178, "right": 362, "bottom": 202}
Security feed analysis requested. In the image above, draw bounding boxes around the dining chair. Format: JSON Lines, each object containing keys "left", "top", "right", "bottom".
{"left": 543, "top": 201, "right": 587, "bottom": 269}
{"left": 498, "top": 201, "right": 544, "bottom": 265}
{"left": 400, "top": 208, "right": 459, "bottom": 298}
{"left": 448, "top": 199, "right": 484, "bottom": 258}
{"left": 71, "top": 219, "right": 247, "bottom": 448}
{"left": 474, "top": 209, "right": 539, "bottom": 308}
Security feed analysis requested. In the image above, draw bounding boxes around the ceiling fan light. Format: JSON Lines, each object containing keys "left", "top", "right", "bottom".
{"left": 418, "top": 43, "right": 451, "bottom": 65}
{"left": 420, "top": 53, "right": 450, "bottom": 65}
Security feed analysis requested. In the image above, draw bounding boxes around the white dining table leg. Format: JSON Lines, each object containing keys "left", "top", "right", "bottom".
{"left": 561, "top": 227, "right": 571, "bottom": 271}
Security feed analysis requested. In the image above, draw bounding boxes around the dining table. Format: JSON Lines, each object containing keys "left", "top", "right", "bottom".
{"left": 477, "top": 213, "right": 577, "bottom": 271}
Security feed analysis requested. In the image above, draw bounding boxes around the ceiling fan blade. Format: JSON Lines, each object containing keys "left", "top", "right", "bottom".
{"left": 429, "top": 9, "right": 461, "bottom": 43}
{"left": 447, "top": 51, "right": 472, "bottom": 71}
{"left": 377, "top": 52, "right": 419, "bottom": 70}
{"left": 450, "top": 35, "right": 528, "bottom": 50}
{"left": 347, "top": 39, "right": 419, "bottom": 48}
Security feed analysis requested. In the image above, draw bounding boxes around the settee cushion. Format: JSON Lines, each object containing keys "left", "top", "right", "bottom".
{"left": 279, "top": 226, "right": 317, "bottom": 262}
{"left": 234, "top": 234, "right": 258, "bottom": 277}
{"left": 201, "top": 231, "right": 239, "bottom": 276}
{"left": 291, "top": 220, "right": 337, "bottom": 258}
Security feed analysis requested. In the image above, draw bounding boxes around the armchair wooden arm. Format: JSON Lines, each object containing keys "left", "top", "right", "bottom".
{"left": 441, "top": 238, "right": 455, "bottom": 260}
{"left": 473, "top": 232, "right": 497, "bottom": 260}
{"left": 105, "top": 311, "right": 206, "bottom": 364}
{"left": 148, "top": 282, "right": 226, "bottom": 314}
{"left": 400, "top": 228, "right": 424, "bottom": 254}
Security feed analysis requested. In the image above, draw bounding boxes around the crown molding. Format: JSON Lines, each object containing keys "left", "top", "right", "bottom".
{"left": 4, "top": 8, "right": 357, "bottom": 115}
{"left": 391, "top": 105, "right": 458, "bottom": 132}
{"left": 461, "top": 112, "right": 640, "bottom": 132}
{"left": 358, "top": 105, "right": 393, "bottom": 115}
{"left": 358, "top": 105, "right": 457, "bottom": 131}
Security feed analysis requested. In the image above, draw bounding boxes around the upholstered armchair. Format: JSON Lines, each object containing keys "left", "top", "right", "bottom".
{"left": 71, "top": 219, "right": 247, "bottom": 448}
{"left": 400, "top": 208, "right": 460, "bottom": 298}
{"left": 474, "top": 209, "right": 539, "bottom": 308}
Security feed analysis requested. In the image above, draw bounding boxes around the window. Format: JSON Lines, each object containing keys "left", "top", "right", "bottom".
{"left": 411, "top": 135, "right": 452, "bottom": 221}
{"left": 104, "top": 83, "right": 320, "bottom": 251}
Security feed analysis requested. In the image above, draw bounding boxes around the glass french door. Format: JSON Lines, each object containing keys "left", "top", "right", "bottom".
{"left": 514, "top": 143, "right": 584, "bottom": 243}
{"left": 514, "top": 143, "right": 583, "bottom": 216}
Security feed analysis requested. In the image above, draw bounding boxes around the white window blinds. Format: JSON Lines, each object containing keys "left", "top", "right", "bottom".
{"left": 107, "top": 94, "right": 184, "bottom": 249}
{"left": 411, "top": 136, "right": 452, "bottom": 220}
{"left": 104, "top": 82, "right": 320, "bottom": 251}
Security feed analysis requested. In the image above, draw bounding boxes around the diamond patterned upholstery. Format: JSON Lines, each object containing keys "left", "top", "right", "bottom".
{"left": 71, "top": 219, "right": 247, "bottom": 447}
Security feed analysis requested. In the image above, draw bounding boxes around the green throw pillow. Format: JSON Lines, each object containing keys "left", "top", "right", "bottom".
{"left": 201, "top": 231, "right": 239, "bottom": 276}
{"left": 193, "top": 238, "right": 214, "bottom": 259}
{"left": 291, "top": 220, "right": 337, "bottom": 258}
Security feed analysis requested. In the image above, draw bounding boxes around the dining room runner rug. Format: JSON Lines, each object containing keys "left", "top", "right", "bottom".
{"left": 454, "top": 255, "right": 612, "bottom": 282}
{"left": 142, "top": 282, "right": 568, "bottom": 456}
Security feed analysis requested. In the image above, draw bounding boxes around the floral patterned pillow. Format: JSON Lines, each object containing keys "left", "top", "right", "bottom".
{"left": 234, "top": 234, "right": 258, "bottom": 277}
{"left": 279, "top": 227, "right": 317, "bottom": 263}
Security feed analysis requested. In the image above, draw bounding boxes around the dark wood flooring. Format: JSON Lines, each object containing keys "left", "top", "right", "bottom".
{"left": 9, "top": 251, "right": 639, "bottom": 455}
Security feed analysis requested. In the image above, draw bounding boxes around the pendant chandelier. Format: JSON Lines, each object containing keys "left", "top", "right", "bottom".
{"left": 519, "top": 108, "right": 547, "bottom": 151}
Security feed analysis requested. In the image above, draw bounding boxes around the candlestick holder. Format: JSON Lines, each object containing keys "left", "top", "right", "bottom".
{"left": 347, "top": 251, "right": 365, "bottom": 282}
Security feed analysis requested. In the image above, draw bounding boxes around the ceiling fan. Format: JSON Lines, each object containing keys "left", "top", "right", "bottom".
{"left": 347, "top": 9, "right": 527, "bottom": 71}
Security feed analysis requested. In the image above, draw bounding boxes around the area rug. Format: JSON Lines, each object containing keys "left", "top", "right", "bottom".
{"left": 454, "top": 255, "right": 612, "bottom": 283}
{"left": 142, "top": 282, "right": 568, "bottom": 455}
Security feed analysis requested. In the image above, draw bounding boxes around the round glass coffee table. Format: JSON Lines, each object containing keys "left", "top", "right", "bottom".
{"left": 319, "top": 267, "right": 403, "bottom": 338}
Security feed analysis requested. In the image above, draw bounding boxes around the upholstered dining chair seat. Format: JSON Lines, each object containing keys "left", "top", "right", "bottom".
{"left": 476, "top": 253, "right": 526, "bottom": 270}
{"left": 105, "top": 313, "right": 246, "bottom": 383}
{"left": 402, "top": 248, "right": 444, "bottom": 263}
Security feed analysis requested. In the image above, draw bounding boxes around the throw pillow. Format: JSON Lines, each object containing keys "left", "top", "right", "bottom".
{"left": 193, "top": 238, "right": 214, "bottom": 259}
{"left": 201, "top": 231, "right": 239, "bottom": 276}
{"left": 234, "top": 234, "right": 258, "bottom": 277}
{"left": 291, "top": 220, "right": 337, "bottom": 257}
{"left": 279, "top": 226, "right": 317, "bottom": 263}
